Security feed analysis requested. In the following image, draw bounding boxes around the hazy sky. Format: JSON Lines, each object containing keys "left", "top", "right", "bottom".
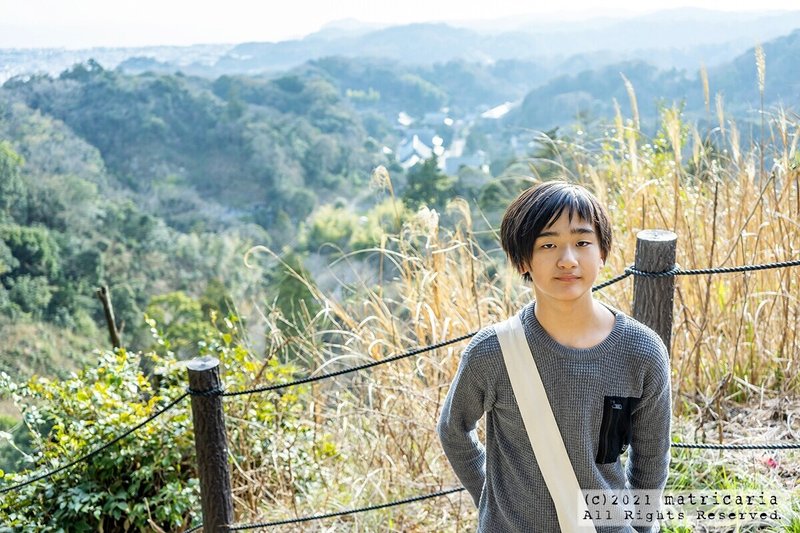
{"left": 2, "top": 0, "right": 798, "bottom": 49}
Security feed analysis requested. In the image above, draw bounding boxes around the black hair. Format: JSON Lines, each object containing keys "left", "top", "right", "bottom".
{"left": 500, "top": 180, "right": 612, "bottom": 282}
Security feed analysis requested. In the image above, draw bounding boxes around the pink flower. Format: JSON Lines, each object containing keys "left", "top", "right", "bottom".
{"left": 760, "top": 456, "right": 778, "bottom": 469}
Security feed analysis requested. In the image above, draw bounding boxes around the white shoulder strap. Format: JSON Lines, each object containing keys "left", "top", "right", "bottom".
{"left": 494, "top": 314, "right": 597, "bottom": 533}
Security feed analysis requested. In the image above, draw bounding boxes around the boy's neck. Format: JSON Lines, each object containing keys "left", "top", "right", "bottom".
{"left": 533, "top": 296, "right": 615, "bottom": 349}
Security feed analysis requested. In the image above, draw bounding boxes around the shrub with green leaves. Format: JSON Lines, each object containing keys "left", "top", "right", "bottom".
{"left": 0, "top": 348, "right": 195, "bottom": 531}
{"left": 0, "top": 310, "right": 324, "bottom": 531}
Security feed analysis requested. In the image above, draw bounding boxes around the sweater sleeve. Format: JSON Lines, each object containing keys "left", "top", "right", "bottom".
{"left": 627, "top": 339, "right": 672, "bottom": 533}
{"left": 437, "top": 345, "right": 488, "bottom": 507}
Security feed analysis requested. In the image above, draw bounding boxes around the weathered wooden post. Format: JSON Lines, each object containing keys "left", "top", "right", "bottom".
{"left": 187, "top": 357, "right": 233, "bottom": 532}
{"left": 632, "top": 230, "right": 677, "bottom": 355}
{"left": 95, "top": 285, "right": 122, "bottom": 349}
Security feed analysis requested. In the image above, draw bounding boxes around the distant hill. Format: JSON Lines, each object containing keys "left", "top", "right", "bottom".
{"left": 3, "top": 9, "right": 800, "bottom": 83}
{"left": 0, "top": 44, "right": 232, "bottom": 84}
{"left": 503, "top": 28, "right": 800, "bottom": 133}
{"left": 207, "top": 11, "right": 800, "bottom": 75}
{"left": 541, "top": 8, "right": 800, "bottom": 57}
{"left": 505, "top": 61, "right": 696, "bottom": 132}
{"left": 707, "top": 29, "right": 800, "bottom": 108}
{"left": 213, "top": 24, "right": 484, "bottom": 74}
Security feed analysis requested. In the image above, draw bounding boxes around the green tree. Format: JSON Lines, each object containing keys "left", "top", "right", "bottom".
{"left": 145, "top": 291, "right": 216, "bottom": 359}
{"left": 305, "top": 204, "right": 360, "bottom": 252}
{"left": 402, "top": 155, "right": 455, "bottom": 211}
{"left": 110, "top": 283, "right": 143, "bottom": 337}
{"left": 5, "top": 275, "right": 52, "bottom": 317}
{"left": 0, "top": 225, "right": 60, "bottom": 280}
{"left": 0, "top": 240, "right": 19, "bottom": 277}
{"left": 0, "top": 142, "right": 25, "bottom": 221}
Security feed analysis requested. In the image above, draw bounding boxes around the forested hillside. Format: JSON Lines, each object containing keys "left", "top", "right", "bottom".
{"left": 0, "top": 103, "right": 265, "bottom": 376}
{"left": 0, "top": 61, "right": 395, "bottom": 379}
{"left": 5, "top": 61, "right": 386, "bottom": 231}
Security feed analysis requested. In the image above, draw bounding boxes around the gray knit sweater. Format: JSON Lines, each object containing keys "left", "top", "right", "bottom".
{"left": 437, "top": 302, "right": 671, "bottom": 532}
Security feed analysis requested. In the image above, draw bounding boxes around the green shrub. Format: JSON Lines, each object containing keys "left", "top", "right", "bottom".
{"left": 0, "top": 311, "right": 322, "bottom": 531}
{"left": 0, "top": 348, "right": 196, "bottom": 531}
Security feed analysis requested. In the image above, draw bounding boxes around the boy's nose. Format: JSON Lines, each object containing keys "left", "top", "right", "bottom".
{"left": 557, "top": 248, "right": 578, "bottom": 268}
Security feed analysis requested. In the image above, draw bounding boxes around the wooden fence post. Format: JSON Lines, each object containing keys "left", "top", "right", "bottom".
{"left": 632, "top": 230, "right": 678, "bottom": 355}
{"left": 95, "top": 285, "right": 122, "bottom": 349}
{"left": 187, "top": 357, "right": 233, "bottom": 532}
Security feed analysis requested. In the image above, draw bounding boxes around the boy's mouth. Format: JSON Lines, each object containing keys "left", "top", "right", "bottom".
{"left": 556, "top": 275, "right": 581, "bottom": 281}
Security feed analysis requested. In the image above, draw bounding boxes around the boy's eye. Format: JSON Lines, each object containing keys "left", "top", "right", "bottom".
{"left": 577, "top": 241, "right": 592, "bottom": 247}
{"left": 540, "top": 243, "right": 555, "bottom": 249}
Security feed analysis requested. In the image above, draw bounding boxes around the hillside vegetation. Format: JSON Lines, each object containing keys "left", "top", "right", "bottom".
{"left": 0, "top": 61, "right": 397, "bottom": 378}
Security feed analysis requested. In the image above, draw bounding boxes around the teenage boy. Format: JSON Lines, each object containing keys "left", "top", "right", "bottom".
{"left": 437, "top": 180, "right": 671, "bottom": 532}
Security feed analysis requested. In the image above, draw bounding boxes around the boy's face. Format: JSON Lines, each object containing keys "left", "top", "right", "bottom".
{"left": 520, "top": 209, "right": 605, "bottom": 306}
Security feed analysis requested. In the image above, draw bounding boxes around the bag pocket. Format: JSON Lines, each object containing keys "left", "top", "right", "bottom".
{"left": 595, "top": 395, "right": 640, "bottom": 464}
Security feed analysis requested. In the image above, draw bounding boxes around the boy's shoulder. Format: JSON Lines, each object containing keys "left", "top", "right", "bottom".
{"left": 463, "top": 324, "right": 502, "bottom": 355}
{"left": 460, "top": 324, "right": 504, "bottom": 371}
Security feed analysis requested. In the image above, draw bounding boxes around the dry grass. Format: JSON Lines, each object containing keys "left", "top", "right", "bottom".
{"left": 223, "top": 102, "right": 800, "bottom": 530}
{"left": 583, "top": 103, "right": 800, "bottom": 410}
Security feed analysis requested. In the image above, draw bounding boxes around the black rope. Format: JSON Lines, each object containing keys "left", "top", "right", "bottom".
{"left": 227, "top": 487, "right": 466, "bottom": 530}
{"left": 195, "top": 439, "right": 798, "bottom": 530}
{"left": 592, "top": 270, "right": 632, "bottom": 291}
{"left": 625, "top": 265, "right": 682, "bottom": 278}
{"left": 221, "top": 334, "right": 476, "bottom": 397}
{"left": 0, "top": 392, "right": 189, "bottom": 495}
{"left": 187, "top": 386, "right": 225, "bottom": 398}
{"left": 626, "top": 258, "right": 800, "bottom": 278}
{"left": 183, "top": 524, "right": 203, "bottom": 533}
{"left": 675, "top": 258, "right": 800, "bottom": 275}
{"left": 672, "top": 442, "right": 800, "bottom": 450}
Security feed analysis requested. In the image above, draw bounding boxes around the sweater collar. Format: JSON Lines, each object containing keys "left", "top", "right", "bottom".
{"left": 520, "top": 301, "right": 627, "bottom": 361}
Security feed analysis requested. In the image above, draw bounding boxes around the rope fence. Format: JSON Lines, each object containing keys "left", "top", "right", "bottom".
{"left": 218, "top": 331, "right": 477, "bottom": 398}
{"left": 671, "top": 442, "right": 800, "bottom": 450}
{"left": 2, "top": 254, "right": 799, "bottom": 530}
{"left": 626, "top": 258, "right": 800, "bottom": 278}
{"left": 179, "top": 437, "right": 800, "bottom": 532}
{"left": 211, "top": 263, "right": 633, "bottom": 399}
{"left": 196, "top": 256, "right": 800, "bottom": 399}
{"left": 185, "top": 431, "right": 800, "bottom": 532}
